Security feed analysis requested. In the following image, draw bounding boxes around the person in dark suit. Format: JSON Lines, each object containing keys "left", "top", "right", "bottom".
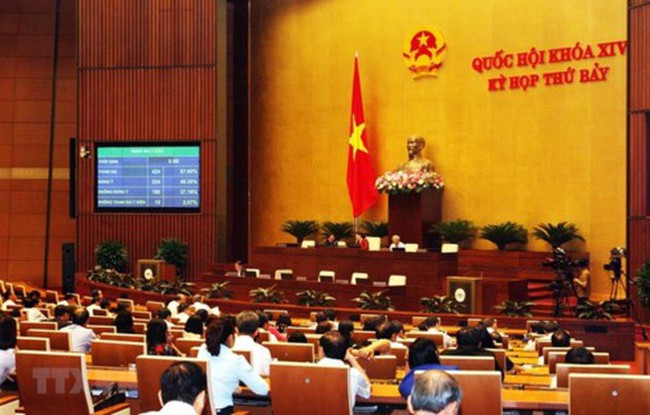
{"left": 323, "top": 234, "right": 337, "bottom": 247}
{"left": 441, "top": 327, "right": 519, "bottom": 376}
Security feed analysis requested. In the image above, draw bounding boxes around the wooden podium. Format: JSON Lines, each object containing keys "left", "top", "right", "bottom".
{"left": 447, "top": 276, "right": 483, "bottom": 314}
{"left": 136, "top": 259, "right": 176, "bottom": 282}
{"left": 388, "top": 188, "right": 442, "bottom": 248}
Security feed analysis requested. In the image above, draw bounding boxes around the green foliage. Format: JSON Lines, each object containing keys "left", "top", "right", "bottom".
{"left": 155, "top": 238, "right": 188, "bottom": 274}
{"left": 151, "top": 279, "right": 196, "bottom": 296}
{"left": 494, "top": 300, "right": 536, "bottom": 317}
{"left": 480, "top": 222, "right": 528, "bottom": 250}
{"left": 249, "top": 285, "right": 287, "bottom": 304}
{"left": 296, "top": 290, "right": 336, "bottom": 307}
{"left": 634, "top": 261, "right": 650, "bottom": 307}
{"left": 321, "top": 221, "right": 354, "bottom": 241}
{"left": 201, "top": 281, "right": 234, "bottom": 300}
{"left": 419, "top": 296, "right": 461, "bottom": 314}
{"left": 532, "top": 222, "right": 585, "bottom": 249}
{"left": 576, "top": 300, "right": 620, "bottom": 320}
{"left": 351, "top": 290, "right": 394, "bottom": 311}
{"left": 361, "top": 220, "right": 389, "bottom": 238}
{"left": 87, "top": 266, "right": 136, "bottom": 288}
{"left": 94, "top": 241, "right": 128, "bottom": 272}
{"left": 429, "top": 219, "right": 477, "bottom": 245}
{"left": 280, "top": 220, "right": 320, "bottom": 244}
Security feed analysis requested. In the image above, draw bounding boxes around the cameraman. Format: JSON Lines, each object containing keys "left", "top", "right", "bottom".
{"left": 573, "top": 258, "right": 591, "bottom": 303}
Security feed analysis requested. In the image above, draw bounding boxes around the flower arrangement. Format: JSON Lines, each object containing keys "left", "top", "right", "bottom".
{"left": 375, "top": 170, "right": 444, "bottom": 194}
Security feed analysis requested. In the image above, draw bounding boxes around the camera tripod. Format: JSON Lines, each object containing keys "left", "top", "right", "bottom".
{"left": 551, "top": 271, "right": 579, "bottom": 318}
{"left": 608, "top": 269, "right": 648, "bottom": 340}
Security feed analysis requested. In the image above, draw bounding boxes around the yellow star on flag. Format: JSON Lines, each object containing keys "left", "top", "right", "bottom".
{"left": 418, "top": 32, "right": 429, "bottom": 47}
{"left": 349, "top": 116, "right": 368, "bottom": 160}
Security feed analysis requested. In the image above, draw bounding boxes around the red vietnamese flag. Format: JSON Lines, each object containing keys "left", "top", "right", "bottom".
{"left": 347, "top": 56, "right": 378, "bottom": 218}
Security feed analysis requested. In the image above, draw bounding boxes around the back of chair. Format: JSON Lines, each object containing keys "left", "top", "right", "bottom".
{"left": 16, "top": 351, "right": 93, "bottom": 415}
{"left": 388, "top": 275, "right": 406, "bottom": 287}
{"left": 17, "top": 336, "right": 50, "bottom": 351}
{"left": 411, "top": 316, "right": 427, "bottom": 327}
{"left": 27, "top": 329, "right": 71, "bottom": 351}
{"left": 133, "top": 322, "right": 147, "bottom": 334}
{"left": 351, "top": 272, "right": 369, "bottom": 285}
{"left": 89, "top": 315, "right": 114, "bottom": 326}
{"left": 270, "top": 362, "right": 351, "bottom": 415}
{"left": 389, "top": 346, "right": 407, "bottom": 367}
{"left": 257, "top": 331, "right": 270, "bottom": 343}
{"left": 263, "top": 342, "right": 314, "bottom": 362}
{"left": 543, "top": 346, "right": 595, "bottom": 364}
{"left": 136, "top": 355, "right": 214, "bottom": 415}
{"left": 404, "top": 243, "right": 419, "bottom": 252}
{"left": 263, "top": 309, "right": 289, "bottom": 320}
{"left": 91, "top": 340, "right": 146, "bottom": 367}
{"left": 549, "top": 351, "right": 609, "bottom": 374}
{"left": 273, "top": 269, "right": 293, "bottom": 280}
{"left": 448, "top": 370, "right": 502, "bottom": 415}
{"left": 13, "top": 285, "right": 26, "bottom": 299}
{"left": 467, "top": 318, "right": 482, "bottom": 327}
{"left": 117, "top": 298, "right": 134, "bottom": 310}
{"left": 45, "top": 290, "right": 59, "bottom": 304}
{"left": 132, "top": 310, "right": 152, "bottom": 320}
{"left": 357, "top": 355, "right": 397, "bottom": 380}
{"left": 318, "top": 270, "right": 335, "bottom": 282}
{"left": 145, "top": 301, "right": 165, "bottom": 315}
{"left": 360, "top": 314, "right": 381, "bottom": 324}
{"left": 439, "top": 355, "right": 496, "bottom": 371}
{"left": 351, "top": 330, "right": 375, "bottom": 344}
{"left": 569, "top": 373, "right": 650, "bottom": 415}
{"left": 19, "top": 321, "right": 57, "bottom": 337}
{"left": 176, "top": 338, "right": 205, "bottom": 355}
{"left": 101, "top": 332, "right": 145, "bottom": 342}
{"left": 305, "top": 334, "right": 323, "bottom": 348}
{"left": 189, "top": 346, "right": 201, "bottom": 357}
{"left": 91, "top": 308, "right": 109, "bottom": 316}
{"left": 557, "top": 364, "right": 630, "bottom": 388}
{"left": 366, "top": 236, "right": 381, "bottom": 251}
{"left": 406, "top": 331, "right": 443, "bottom": 347}
{"left": 286, "top": 326, "right": 315, "bottom": 336}
{"left": 88, "top": 324, "right": 117, "bottom": 336}
{"left": 485, "top": 348, "right": 507, "bottom": 373}
{"left": 301, "top": 240, "right": 316, "bottom": 248}
{"left": 537, "top": 339, "right": 583, "bottom": 355}
{"left": 233, "top": 349, "right": 252, "bottom": 364}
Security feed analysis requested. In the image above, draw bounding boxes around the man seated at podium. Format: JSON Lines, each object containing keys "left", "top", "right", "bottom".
{"left": 355, "top": 232, "right": 369, "bottom": 250}
{"left": 323, "top": 234, "right": 338, "bottom": 247}
{"left": 390, "top": 235, "right": 406, "bottom": 251}
{"left": 398, "top": 136, "right": 435, "bottom": 173}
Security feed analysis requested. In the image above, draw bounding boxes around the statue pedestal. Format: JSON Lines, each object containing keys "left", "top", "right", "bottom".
{"left": 388, "top": 189, "right": 442, "bottom": 249}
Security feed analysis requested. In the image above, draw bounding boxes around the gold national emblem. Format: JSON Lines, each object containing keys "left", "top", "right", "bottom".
{"left": 402, "top": 27, "right": 447, "bottom": 78}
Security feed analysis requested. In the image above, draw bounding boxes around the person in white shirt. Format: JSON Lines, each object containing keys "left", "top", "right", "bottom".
{"left": 1, "top": 292, "right": 17, "bottom": 311}
{"left": 389, "top": 234, "right": 406, "bottom": 251}
{"left": 198, "top": 317, "right": 269, "bottom": 414}
{"left": 317, "top": 331, "right": 371, "bottom": 408}
{"left": 191, "top": 295, "right": 209, "bottom": 312}
{"left": 24, "top": 292, "right": 47, "bottom": 322}
{"left": 0, "top": 314, "right": 17, "bottom": 389}
{"left": 61, "top": 308, "right": 97, "bottom": 352}
{"left": 86, "top": 294, "right": 102, "bottom": 316}
{"left": 167, "top": 294, "right": 187, "bottom": 317}
{"left": 232, "top": 311, "right": 272, "bottom": 376}
{"left": 158, "top": 308, "right": 175, "bottom": 329}
{"left": 57, "top": 293, "right": 78, "bottom": 307}
{"left": 176, "top": 303, "right": 191, "bottom": 325}
{"left": 141, "top": 361, "right": 207, "bottom": 415}
{"left": 377, "top": 321, "right": 408, "bottom": 351}
{"left": 421, "top": 317, "right": 454, "bottom": 349}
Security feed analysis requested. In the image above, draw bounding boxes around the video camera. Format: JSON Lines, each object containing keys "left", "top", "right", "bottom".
{"left": 542, "top": 247, "right": 579, "bottom": 281}
{"left": 604, "top": 246, "right": 626, "bottom": 280}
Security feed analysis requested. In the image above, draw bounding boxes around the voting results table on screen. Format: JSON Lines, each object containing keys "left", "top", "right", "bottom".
{"left": 96, "top": 146, "right": 200, "bottom": 209}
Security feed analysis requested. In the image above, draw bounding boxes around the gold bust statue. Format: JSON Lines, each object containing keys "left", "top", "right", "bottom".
{"left": 397, "top": 136, "right": 434, "bottom": 172}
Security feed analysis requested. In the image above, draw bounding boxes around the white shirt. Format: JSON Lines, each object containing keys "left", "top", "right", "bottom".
{"left": 1, "top": 300, "right": 16, "bottom": 311}
{"left": 210, "top": 306, "right": 221, "bottom": 316}
{"left": 176, "top": 312, "right": 190, "bottom": 324}
{"left": 428, "top": 327, "right": 454, "bottom": 349}
{"left": 167, "top": 300, "right": 180, "bottom": 317}
{"left": 141, "top": 400, "right": 197, "bottom": 415}
{"left": 197, "top": 344, "right": 269, "bottom": 410}
{"left": 233, "top": 335, "right": 272, "bottom": 376}
{"left": 0, "top": 349, "right": 15, "bottom": 386}
{"left": 86, "top": 303, "right": 101, "bottom": 316}
{"left": 192, "top": 302, "right": 209, "bottom": 312}
{"left": 25, "top": 308, "right": 47, "bottom": 322}
{"left": 60, "top": 324, "right": 97, "bottom": 352}
{"left": 318, "top": 357, "right": 371, "bottom": 407}
{"left": 57, "top": 300, "right": 69, "bottom": 307}
{"left": 389, "top": 242, "right": 406, "bottom": 251}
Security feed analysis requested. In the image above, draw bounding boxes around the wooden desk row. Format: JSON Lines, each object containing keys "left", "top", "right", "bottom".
{"left": 86, "top": 367, "right": 568, "bottom": 411}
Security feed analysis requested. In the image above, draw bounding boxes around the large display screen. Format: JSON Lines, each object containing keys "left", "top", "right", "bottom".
{"left": 95, "top": 143, "right": 200, "bottom": 212}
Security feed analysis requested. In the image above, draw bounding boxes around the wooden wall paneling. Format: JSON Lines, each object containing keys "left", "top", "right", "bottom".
{"left": 630, "top": 5, "right": 650, "bottom": 111}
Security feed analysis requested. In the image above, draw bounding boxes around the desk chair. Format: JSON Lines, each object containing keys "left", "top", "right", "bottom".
{"left": 189, "top": 346, "right": 201, "bottom": 357}
{"left": 13, "top": 285, "right": 26, "bottom": 299}
{"left": 15, "top": 351, "right": 130, "bottom": 415}
{"left": 388, "top": 275, "right": 406, "bottom": 287}
{"left": 305, "top": 334, "right": 324, "bottom": 348}
{"left": 244, "top": 268, "right": 261, "bottom": 278}
{"left": 286, "top": 326, "right": 315, "bottom": 336}
{"left": 448, "top": 370, "right": 501, "bottom": 415}
{"left": 357, "top": 355, "right": 397, "bottom": 380}
{"left": 467, "top": 318, "right": 482, "bottom": 327}
{"left": 351, "top": 272, "right": 369, "bottom": 285}
{"left": 485, "top": 348, "right": 507, "bottom": 373}
{"left": 131, "top": 310, "right": 152, "bottom": 320}
{"left": 136, "top": 355, "right": 214, "bottom": 415}
{"left": 549, "top": 351, "right": 609, "bottom": 374}
{"left": 536, "top": 339, "right": 583, "bottom": 355}
{"left": 556, "top": 363, "right": 630, "bottom": 388}
{"left": 301, "top": 240, "right": 316, "bottom": 248}
{"left": 17, "top": 336, "right": 50, "bottom": 351}
{"left": 263, "top": 309, "right": 289, "bottom": 320}
{"left": 404, "top": 243, "right": 419, "bottom": 253}
{"left": 351, "top": 330, "right": 375, "bottom": 344}
{"left": 91, "top": 340, "right": 146, "bottom": 367}
{"left": 441, "top": 243, "right": 459, "bottom": 253}
{"left": 88, "top": 325, "right": 117, "bottom": 336}
{"left": 263, "top": 342, "right": 314, "bottom": 362}
{"left": 389, "top": 346, "right": 407, "bottom": 367}
{"left": 233, "top": 349, "right": 252, "bottom": 364}
{"left": 133, "top": 322, "right": 146, "bottom": 334}
{"left": 270, "top": 362, "right": 351, "bottom": 415}
{"left": 18, "top": 321, "right": 56, "bottom": 337}
{"left": 176, "top": 338, "right": 205, "bottom": 356}
{"left": 45, "top": 290, "right": 59, "bottom": 304}
{"left": 274, "top": 269, "right": 294, "bottom": 280}
{"left": 100, "top": 332, "right": 145, "bottom": 342}
{"left": 542, "top": 346, "right": 595, "bottom": 365}
{"left": 91, "top": 309, "right": 109, "bottom": 316}
{"left": 360, "top": 313, "right": 382, "bottom": 324}
{"left": 411, "top": 316, "right": 427, "bottom": 327}
{"left": 26, "top": 328, "right": 71, "bottom": 351}
{"left": 89, "top": 316, "right": 115, "bottom": 326}
{"left": 569, "top": 373, "right": 650, "bottom": 415}
{"left": 366, "top": 236, "right": 381, "bottom": 251}
{"left": 405, "top": 331, "right": 444, "bottom": 348}
{"left": 145, "top": 301, "right": 165, "bottom": 315}
{"left": 318, "top": 270, "right": 336, "bottom": 282}
{"left": 439, "top": 355, "right": 496, "bottom": 371}
{"left": 82, "top": 296, "right": 93, "bottom": 306}
{"left": 336, "top": 241, "right": 347, "bottom": 248}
